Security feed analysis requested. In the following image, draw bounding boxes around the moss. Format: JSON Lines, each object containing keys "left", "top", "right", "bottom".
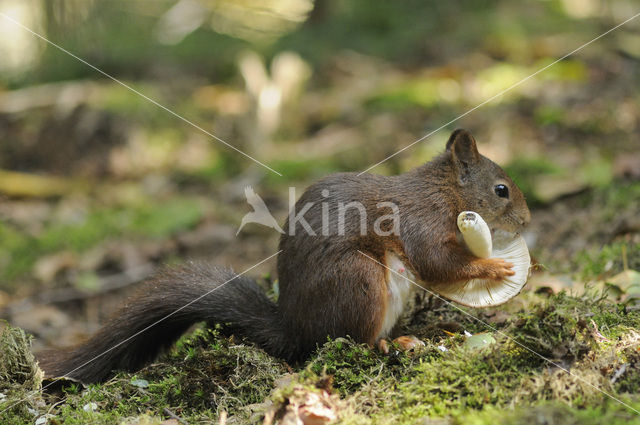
{"left": 5, "top": 285, "right": 640, "bottom": 424}
{"left": 142, "top": 327, "right": 287, "bottom": 415}
{"left": 591, "top": 304, "right": 640, "bottom": 338}
{"left": 508, "top": 292, "right": 596, "bottom": 365}
{"left": 456, "top": 401, "right": 640, "bottom": 425}
{"left": 297, "top": 333, "right": 535, "bottom": 422}
{"left": 294, "top": 291, "right": 640, "bottom": 424}
{"left": 0, "top": 324, "right": 44, "bottom": 425}
{"left": 389, "top": 347, "right": 530, "bottom": 418}
{"left": 612, "top": 332, "right": 640, "bottom": 395}
{"left": 53, "top": 382, "right": 149, "bottom": 425}
{"left": 0, "top": 326, "right": 287, "bottom": 424}
{"left": 0, "top": 325, "right": 42, "bottom": 391}
{"left": 306, "top": 337, "right": 396, "bottom": 395}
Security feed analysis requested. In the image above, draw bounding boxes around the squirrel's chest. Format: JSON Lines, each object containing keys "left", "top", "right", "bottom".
{"left": 379, "top": 253, "right": 416, "bottom": 338}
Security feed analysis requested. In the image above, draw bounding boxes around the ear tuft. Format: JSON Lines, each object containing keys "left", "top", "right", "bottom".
{"left": 446, "top": 129, "right": 479, "bottom": 164}
{"left": 446, "top": 129, "right": 468, "bottom": 151}
{"left": 446, "top": 129, "right": 480, "bottom": 183}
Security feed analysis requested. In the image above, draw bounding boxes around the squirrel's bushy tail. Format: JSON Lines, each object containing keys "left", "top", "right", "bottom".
{"left": 38, "top": 263, "right": 289, "bottom": 383}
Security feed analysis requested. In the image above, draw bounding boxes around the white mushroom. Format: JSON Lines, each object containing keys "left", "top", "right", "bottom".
{"left": 429, "top": 211, "right": 531, "bottom": 307}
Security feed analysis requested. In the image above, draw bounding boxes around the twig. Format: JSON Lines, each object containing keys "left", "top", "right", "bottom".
{"left": 218, "top": 410, "right": 227, "bottom": 425}
{"left": 611, "top": 363, "right": 628, "bottom": 384}
{"left": 163, "top": 407, "right": 187, "bottom": 424}
{"left": 137, "top": 387, "right": 187, "bottom": 424}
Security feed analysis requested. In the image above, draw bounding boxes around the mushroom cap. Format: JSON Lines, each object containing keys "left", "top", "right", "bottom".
{"left": 428, "top": 211, "right": 531, "bottom": 307}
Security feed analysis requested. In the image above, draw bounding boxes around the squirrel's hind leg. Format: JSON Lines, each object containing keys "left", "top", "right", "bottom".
{"left": 280, "top": 249, "right": 389, "bottom": 352}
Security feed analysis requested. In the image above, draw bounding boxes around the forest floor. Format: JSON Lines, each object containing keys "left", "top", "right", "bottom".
{"left": 2, "top": 5, "right": 640, "bottom": 421}
{"left": 1, "top": 144, "right": 639, "bottom": 424}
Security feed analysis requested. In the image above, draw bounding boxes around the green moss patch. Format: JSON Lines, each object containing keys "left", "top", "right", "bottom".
{"left": 0, "top": 324, "right": 45, "bottom": 425}
{"left": 3, "top": 281, "right": 640, "bottom": 424}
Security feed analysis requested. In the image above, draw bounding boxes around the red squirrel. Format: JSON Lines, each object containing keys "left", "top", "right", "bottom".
{"left": 38, "top": 129, "right": 530, "bottom": 383}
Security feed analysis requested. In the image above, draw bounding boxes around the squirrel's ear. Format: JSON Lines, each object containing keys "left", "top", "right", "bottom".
{"left": 446, "top": 129, "right": 480, "bottom": 183}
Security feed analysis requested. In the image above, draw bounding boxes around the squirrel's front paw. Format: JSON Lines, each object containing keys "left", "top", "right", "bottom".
{"left": 476, "top": 258, "right": 515, "bottom": 280}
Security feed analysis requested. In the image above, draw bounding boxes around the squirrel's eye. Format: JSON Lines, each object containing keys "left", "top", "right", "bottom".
{"left": 494, "top": 184, "right": 509, "bottom": 198}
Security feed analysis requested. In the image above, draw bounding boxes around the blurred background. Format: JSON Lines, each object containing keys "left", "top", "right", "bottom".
{"left": 0, "top": 0, "right": 639, "bottom": 351}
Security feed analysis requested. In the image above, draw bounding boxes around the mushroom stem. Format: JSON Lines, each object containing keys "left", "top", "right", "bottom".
{"left": 457, "top": 211, "right": 492, "bottom": 258}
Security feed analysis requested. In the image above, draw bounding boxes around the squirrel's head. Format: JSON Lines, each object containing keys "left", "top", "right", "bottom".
{"left": 445, "top": 129, "right": 531, "bottom": 234}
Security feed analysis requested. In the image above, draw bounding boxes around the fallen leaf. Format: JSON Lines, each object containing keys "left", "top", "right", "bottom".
{"left": 131, "top": 378, "right": 149, "bottom": 388}
{"left": 597, "top": 270, "right": 640, "bottom": 301}
{"left": 83, "top": 402, "right": 98, "bottom": 412}
{"left": 264, "top": 383, "right": 341, "bottom": 425}
{"left": 463, "top": 333, "right": 496, "bottom": 350}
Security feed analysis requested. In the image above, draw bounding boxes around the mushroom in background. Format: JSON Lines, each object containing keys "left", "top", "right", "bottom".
{"left": 238, "top": 50, "right": 311, "bottom": 155}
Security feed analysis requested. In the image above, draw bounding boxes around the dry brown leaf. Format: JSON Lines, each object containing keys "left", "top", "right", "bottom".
{"left": 264, "top": 384, "right": 340, "bottom": 425}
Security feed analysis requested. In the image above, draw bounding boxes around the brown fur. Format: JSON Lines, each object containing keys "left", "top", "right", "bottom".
{"left": 38, "top": 129, "right": 530, "bottom": 383}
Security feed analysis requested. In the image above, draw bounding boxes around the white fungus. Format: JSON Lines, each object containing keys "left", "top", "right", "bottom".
{"left": 429, "top": 211, "right": 531, "bottom": 307}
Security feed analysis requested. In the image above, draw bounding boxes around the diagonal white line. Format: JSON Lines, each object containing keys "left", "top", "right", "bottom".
{"left": 0, "top": 12, "right": 282, "bottom": 177}
{"left": 0, "top": 250, "right": 281, "bottom": 415}
{"left": 357, "top": 249, "right": 640, "bottom": 416}
{"left": 358, "top": 10, "right": 640, "bottom": 176}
